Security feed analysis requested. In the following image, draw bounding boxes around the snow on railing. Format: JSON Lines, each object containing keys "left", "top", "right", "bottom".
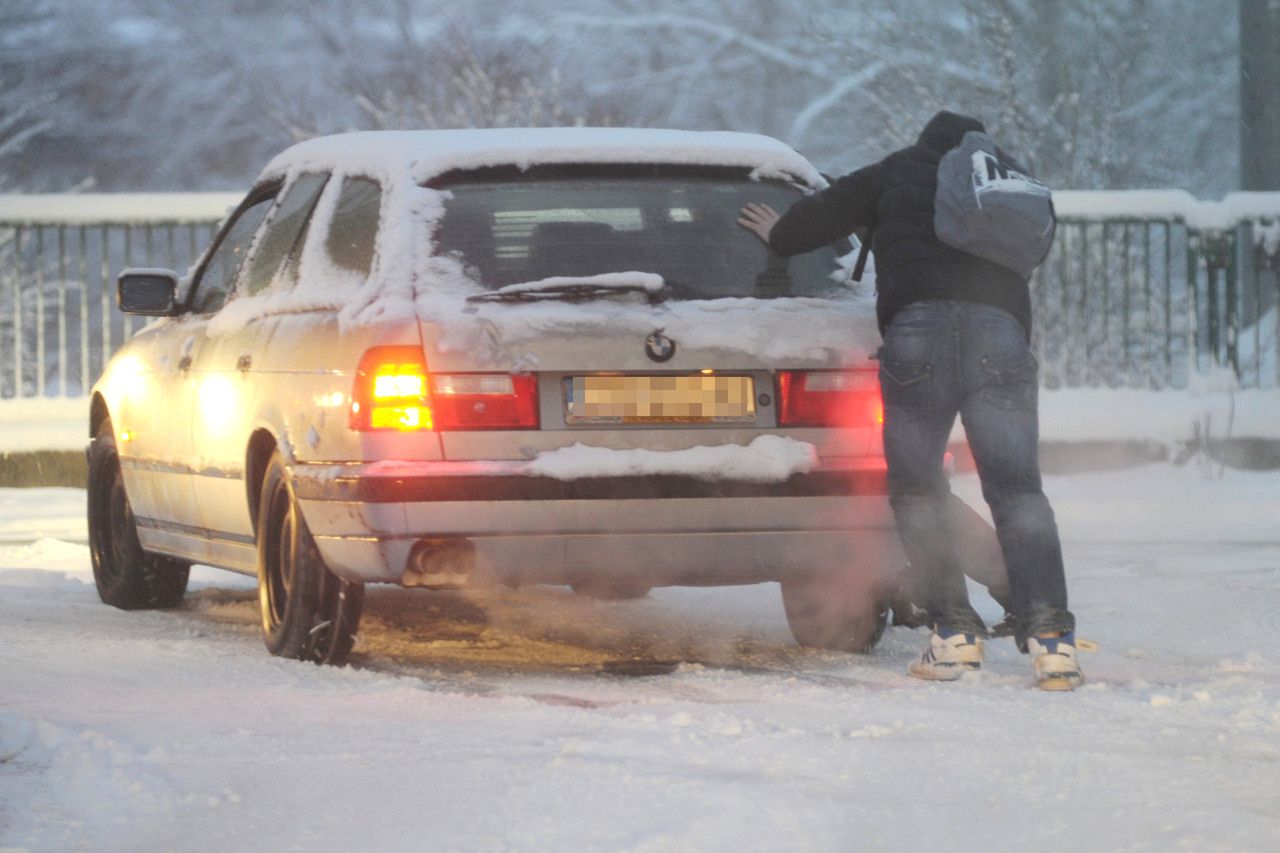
{"left": 1053, "top": 190, "right": 1280, "bottom": 234}
{"left": 0, "top": 193, "right": 243, "bottom": 226}
{"left": 0, "top": 190, "right": 1277, "bottom": 399}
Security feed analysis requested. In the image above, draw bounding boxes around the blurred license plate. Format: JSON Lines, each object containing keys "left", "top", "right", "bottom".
{"left": 566, "top": 375, "right": 756, "bottom": 424}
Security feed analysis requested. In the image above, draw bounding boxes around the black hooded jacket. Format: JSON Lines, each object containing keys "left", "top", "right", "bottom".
{"left": 769, "top": 111, "right": 1031, "bottom": 337}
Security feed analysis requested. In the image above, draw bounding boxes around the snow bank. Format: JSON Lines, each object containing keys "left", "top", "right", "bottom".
{"left": 0, "top": 709, "right": 39, "bottom": 763}
{"left": 0, "top": 494, "right": 87, "bottom": 543}
{"left": 0, "top": 397, "right": 86, "bottom": 453}
{"left": 0, "top": 538, "right": 90, "bottom": 576}
{"left": 0, "top": 709, "right": 183, "bottom": 832}
{"left": 522, "top": 435, "right": 817, "bottom": 482}
{"left": 1034, "top": 387, "right": 1280, "bottom": 443}
{"left": 952, "top": 464, "right": 1280, "bottom": 543}
{"left": 934, "top": 386, "right": 1280, "bottom": 451}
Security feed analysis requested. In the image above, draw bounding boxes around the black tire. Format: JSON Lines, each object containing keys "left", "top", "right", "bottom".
{"left": 570, "top": 580, "right": 653, "bottom": 601}
{"left": 780, "top": 573, "right": 889, "bottom": 653}
{"left": 257, "top": 451, "right": 363, "bottom": 665}
{"left": 88, "top": 418, "right": 190, "bottom": 609}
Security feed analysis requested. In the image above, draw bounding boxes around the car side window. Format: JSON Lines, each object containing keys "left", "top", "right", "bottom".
{"left": 189, "top": 194, "right": 276, "bottom": 314}
{"left": 241, "top": 173, "right": 329, "bottom": 296}
{"left": 325, "top": 177, "right": 382, "bottom": 274}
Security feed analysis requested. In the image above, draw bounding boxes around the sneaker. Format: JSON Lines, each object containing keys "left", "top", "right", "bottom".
{"left": 907, "top": 627, "right": 984, "bottom": 681}
{"left": 1027, "top": 632, "right": 1086, "bottom": 691}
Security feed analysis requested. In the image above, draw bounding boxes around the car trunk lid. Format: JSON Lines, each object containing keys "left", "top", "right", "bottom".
{"left": 417, "top": 306, "right": 883, "bottom": 461}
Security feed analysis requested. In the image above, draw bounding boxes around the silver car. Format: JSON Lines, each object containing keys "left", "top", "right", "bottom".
{"left": 88, "top": 128, "right": 968, "bottom": 665}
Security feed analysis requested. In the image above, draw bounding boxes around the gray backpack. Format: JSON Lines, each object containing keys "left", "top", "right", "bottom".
{"left": 934, "top": 130, "right": 1056, "bottom": 278}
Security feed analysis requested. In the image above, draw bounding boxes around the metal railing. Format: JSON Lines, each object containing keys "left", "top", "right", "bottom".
{"left": 0, "top": 194, "right": 238, "bottom": 399}
{"left": 1034, "top": 191, "right": 1280, "bottom": 390}
{"left": 1, "top": 190, "right": 1278, "bottom": 399}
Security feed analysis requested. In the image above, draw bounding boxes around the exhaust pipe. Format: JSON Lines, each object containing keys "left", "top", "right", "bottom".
{"left": 401, "top": 538, "right": 477, "bottom": 588}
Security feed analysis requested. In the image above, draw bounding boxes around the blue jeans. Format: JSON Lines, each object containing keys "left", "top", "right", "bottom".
{"left": 878, "top": 300, "right": 1074, "bottom": 647}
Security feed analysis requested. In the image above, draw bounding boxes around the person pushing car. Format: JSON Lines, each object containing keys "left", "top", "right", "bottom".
{"left": 739, "top": 110, "right": 1085, "bottom": 690}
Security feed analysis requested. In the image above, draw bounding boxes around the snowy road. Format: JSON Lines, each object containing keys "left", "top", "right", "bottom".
{"left": 2, "top": 467, "right": 1279, "bottom": 851}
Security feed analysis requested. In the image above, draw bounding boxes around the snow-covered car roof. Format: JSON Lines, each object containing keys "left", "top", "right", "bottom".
{"left": 200, "top": 126, "right": 873, "bottom": 355}
{"left": 259, "top": 128, "right": 825, "bottom": 188}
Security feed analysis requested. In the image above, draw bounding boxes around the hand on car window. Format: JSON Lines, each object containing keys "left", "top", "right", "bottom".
{"left": 737, "top": 202, "right": 780, "bottom": 244}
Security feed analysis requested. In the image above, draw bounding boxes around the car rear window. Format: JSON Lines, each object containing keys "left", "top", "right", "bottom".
{"left": 431, "top": 166, "right": 850, "bottom": 300}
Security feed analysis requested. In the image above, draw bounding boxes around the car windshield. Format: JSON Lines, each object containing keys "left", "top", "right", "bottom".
{"left": 430, "top": 165, "right": 851, "bottom": 301}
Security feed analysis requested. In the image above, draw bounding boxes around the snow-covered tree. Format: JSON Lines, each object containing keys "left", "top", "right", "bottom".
{"left": 804, "top": 0, "right": 1237, "bottom": 193}
{"left": 281, "top": 3, "right": 615, "bottom": 137}
{"left": 0, "top": 1, "right": 62, "bottom": 192}
{"left": 0, "top": 0, "right": 1245, "bottom": 194}
{"left": 537, "top": 0, "right": 1237, "bottom": 194}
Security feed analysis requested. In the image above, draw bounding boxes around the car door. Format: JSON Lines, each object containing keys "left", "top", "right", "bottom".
{"left": 187, "top": 172, "right": 330, "bottom": 544}
{"left": 125, "top": 189, "right": 278, "bottom": 540}
{"left": 109, "top": 315, "right": 200, "bottom": 533}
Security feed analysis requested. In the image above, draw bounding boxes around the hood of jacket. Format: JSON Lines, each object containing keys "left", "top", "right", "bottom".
{"left": 917, "top": 111, "right": 986, "bottom": 154}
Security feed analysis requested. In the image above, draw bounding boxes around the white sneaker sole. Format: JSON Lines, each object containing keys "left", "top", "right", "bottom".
{"left": 909, "top": 642, "right": 984, "bottom": 681}
{"left": 1034, "top": 653, "right": 1083, "bottom": 691}
{"left": 908, "top": 661, "right": 980, "bottom": 681}
{"left": 1036, "top": 673, "right": 1083, "bottom": 691}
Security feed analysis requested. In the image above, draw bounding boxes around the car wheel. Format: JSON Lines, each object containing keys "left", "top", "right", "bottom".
{"left": 87, "top": 418, "right": 190, "bottom": 609}
{"left": 780, "top": 573, "right": 889, "bottom": 653}
{"left": 257, "top": 451, "right": 364, "bottom": 665}
{"left": 569, "top": 580, "right": 653, "bottom": 601}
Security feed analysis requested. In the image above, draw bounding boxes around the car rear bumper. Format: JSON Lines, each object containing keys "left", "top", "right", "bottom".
{"left": 290, "top": 457, "right": 903, "bottom": 585}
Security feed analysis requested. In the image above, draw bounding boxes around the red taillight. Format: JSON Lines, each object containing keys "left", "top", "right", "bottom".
{"left": 430, "top": 373, "right": 539, "bottom": 430}
{"left": 350, "top": 347, "right": 539, "bottom": 431}
{"left": 777, "top": 369, "right": 883, "bottom": 427}
{"left": 350, "top": 346, "right": 433, "bottom": 431}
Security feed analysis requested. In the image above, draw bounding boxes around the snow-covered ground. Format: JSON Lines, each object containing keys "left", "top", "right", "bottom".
{"left": 2, "top": 465, "right": 1279, "bottom": 851}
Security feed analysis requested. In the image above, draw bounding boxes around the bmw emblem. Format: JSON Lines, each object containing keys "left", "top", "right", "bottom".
{"left": 645, "top": 330, "right": 676, "bottom": 363}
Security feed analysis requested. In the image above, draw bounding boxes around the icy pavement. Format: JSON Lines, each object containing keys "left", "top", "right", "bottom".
{"left": 2, "top": 465, "right": 1278, "bottom": 851}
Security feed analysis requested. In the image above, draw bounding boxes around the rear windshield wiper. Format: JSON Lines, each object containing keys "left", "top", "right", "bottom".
{"left": 465, "top": 273, "right": 668, "bottom": 305}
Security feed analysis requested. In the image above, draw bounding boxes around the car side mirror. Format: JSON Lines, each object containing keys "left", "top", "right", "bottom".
{"left": 117, "top": 268, "right": 180, "bottom": 316}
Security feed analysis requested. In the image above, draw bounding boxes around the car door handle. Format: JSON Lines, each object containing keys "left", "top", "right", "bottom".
{"left": 177, "top": 355, "right": 192, "bottom": 372}
{"left": 237, "top": 354, "right": 253, "bottom": 373}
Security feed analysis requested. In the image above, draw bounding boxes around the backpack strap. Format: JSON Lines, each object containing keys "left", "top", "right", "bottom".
{"left": 851, "top": 225, "right": 874, "bottom": 282}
